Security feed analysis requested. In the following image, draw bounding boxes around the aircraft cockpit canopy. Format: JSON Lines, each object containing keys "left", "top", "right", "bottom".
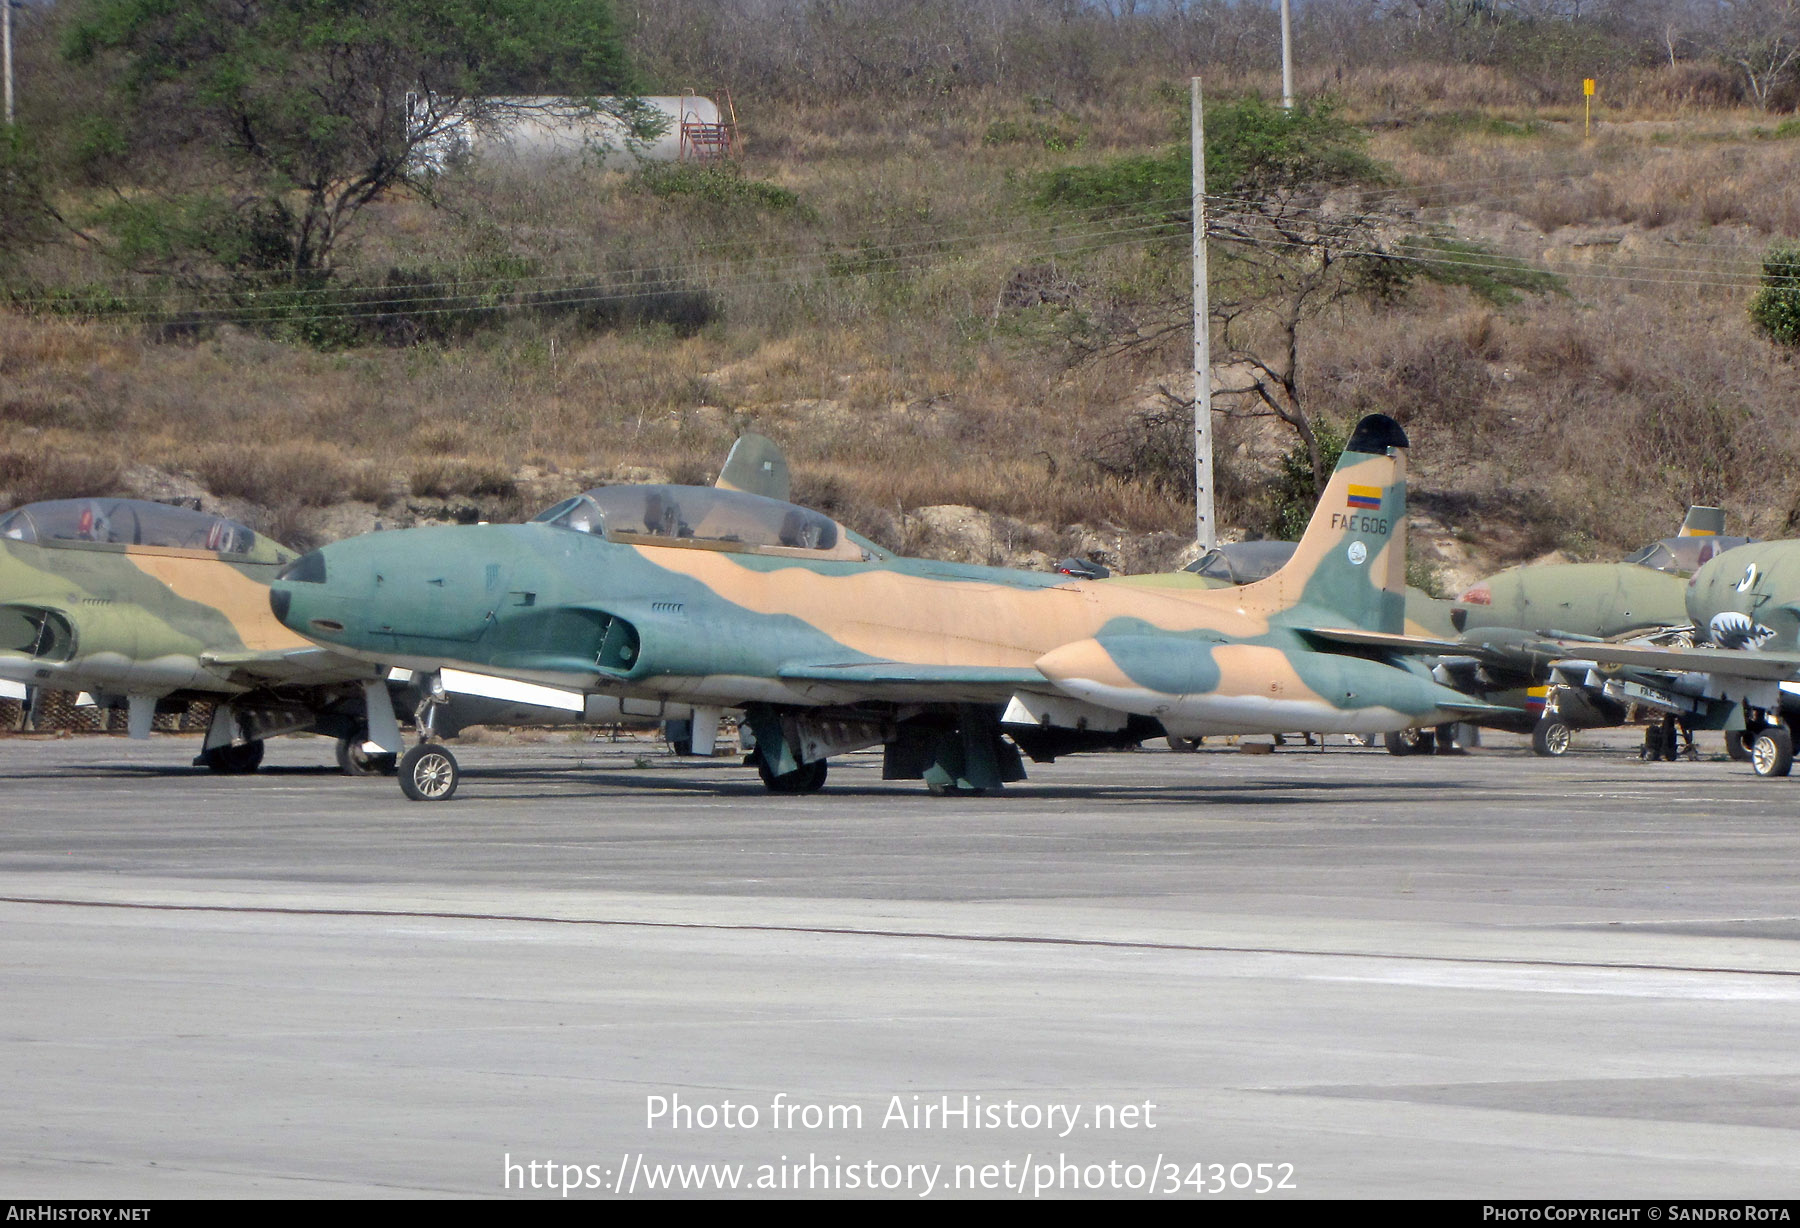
{"left": 1182, "top": 539, "right": 1297, "bottom": 585}
{"left": 1625, "top": 535, "right": 1755, "bottom": 576}
{"left": 532, "top": 485, "right": 870, "bottom": 561}
{"left": 0, "top": 499, "right": 291, "bottom": 564}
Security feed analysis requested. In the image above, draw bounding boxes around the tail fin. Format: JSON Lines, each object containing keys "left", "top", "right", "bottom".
{"left": 716, "top": 433, "right": 791, "bottom": 502}
{"left": 1678, "top": 505, "right": 1724, "bottom": 537}
{"left": 1230, "top": 414, "right": 1409, "bottom": 632}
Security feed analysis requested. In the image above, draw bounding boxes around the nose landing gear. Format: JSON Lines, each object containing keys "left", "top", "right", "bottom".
{"left": 397, "top": 673, "right": 461, "bottom": 802}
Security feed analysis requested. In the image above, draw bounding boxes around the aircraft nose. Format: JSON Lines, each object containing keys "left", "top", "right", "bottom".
{"left": 278, "top": 550, "right": 328, "bottom": 585}
{"left": 270, "top": 548, "right": 340, "bottom": 637}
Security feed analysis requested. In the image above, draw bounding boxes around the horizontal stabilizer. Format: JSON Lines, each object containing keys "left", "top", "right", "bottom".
{"left": 1433, "top": 696, "right": 1521, "bottom": 716}
{"left": 1297, "top": 626, "right": 1465, "bottom": 654}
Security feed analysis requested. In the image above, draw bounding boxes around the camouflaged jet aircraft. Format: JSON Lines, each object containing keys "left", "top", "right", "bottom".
{"left": 269, "top": 413, "right": 1495, "bottom": 801}
{"left": 1114, "top": 505, "right": 1741, "bottom": 756}
{"left": 0, "top": 432, "right": 797, "bottom": 775}
{"left": 1527, "top": 536, "right": 1800, "bottom": 777}
{"left": 0, "top": 497, "right": 400, "bottom": 772}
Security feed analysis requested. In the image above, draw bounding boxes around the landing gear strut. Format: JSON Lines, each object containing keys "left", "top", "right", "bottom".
{"left": 397, "top": 673, "right": 460, "bottom": 802}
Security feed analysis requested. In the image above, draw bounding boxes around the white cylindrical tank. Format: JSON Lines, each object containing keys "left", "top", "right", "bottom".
{"left": 412, "top": 95, "right": 726, "bottom": 171}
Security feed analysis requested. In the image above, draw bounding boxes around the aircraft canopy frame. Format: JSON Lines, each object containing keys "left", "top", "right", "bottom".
{"left": 532, "top": 485, "right": 870, "bottom": 562}
{"left": 0, "top": 499, "right": 291, "bottom": 565}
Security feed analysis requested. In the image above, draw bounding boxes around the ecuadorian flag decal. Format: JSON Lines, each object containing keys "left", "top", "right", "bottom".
{"left": 1346, "top": 484, "right": 1382, "bottom": 510}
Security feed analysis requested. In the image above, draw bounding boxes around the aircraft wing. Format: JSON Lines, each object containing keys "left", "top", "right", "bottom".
{"left": 200, "top": 646, "right": 382, "bottom": 686}
{"left": 1561, "top": 642, "right": 1800, "bottom": 683}
{"left": 775, "top": 660, "right": 1047, "bottom": 704}
{"left": 778, "top": 661, "right": 1045, "bottom": 688}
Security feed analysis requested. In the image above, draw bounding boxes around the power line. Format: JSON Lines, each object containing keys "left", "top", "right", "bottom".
{"left": 7, "top": 166, "right": 1789, "bottom": 327}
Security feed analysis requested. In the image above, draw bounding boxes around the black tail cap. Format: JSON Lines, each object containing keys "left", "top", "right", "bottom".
{"left": 1345, "top": 413, "right": 1409, "bottom": 455}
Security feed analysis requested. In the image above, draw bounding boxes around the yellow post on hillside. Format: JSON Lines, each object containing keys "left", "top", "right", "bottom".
{"left": 1583, "top": 78, "right": 1595, "bottom": 138}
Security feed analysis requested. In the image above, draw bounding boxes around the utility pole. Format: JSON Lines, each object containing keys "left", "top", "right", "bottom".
{"left": 1192, "top": 77, "right": 1214, "bottom": 552}
{"left": 3, "top": 0, "right": 14, "bottom": 126}
{"left": 1280, "top": 0, "right": 1294, "bottom": 109}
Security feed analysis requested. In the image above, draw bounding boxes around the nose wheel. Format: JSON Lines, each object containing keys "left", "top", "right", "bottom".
{"left": 398, "top": 743, "right": 460, "bottom": 801}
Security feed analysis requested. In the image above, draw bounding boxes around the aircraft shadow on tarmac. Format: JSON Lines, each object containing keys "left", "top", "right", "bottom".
{"left": 33, "top": 748, "right": 1484, "bottom": 804}
{"left": 331, "top": 759, "right": 1486, "bottom": 806}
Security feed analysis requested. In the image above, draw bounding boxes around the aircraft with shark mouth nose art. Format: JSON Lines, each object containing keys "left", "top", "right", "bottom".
{"left": 1517, "top": 537, "right": 1800, "bottom": 776}
{"left": 269, "top": 413, "right": 1499, "bottom": 801}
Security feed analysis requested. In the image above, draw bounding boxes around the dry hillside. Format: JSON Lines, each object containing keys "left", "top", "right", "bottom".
{"left": 2, "top": 48, "right": 1798, "bottom": 591}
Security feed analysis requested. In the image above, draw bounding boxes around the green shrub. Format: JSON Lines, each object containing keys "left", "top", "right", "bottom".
{"left": 636, "top": 162, "right": 807, "bottom": 216}
{"left": 983, "top": 118, "right": 1083, "bottom": 151}
{"left": 1750, "top": 245, "right": 1800, "bottom": 347}
{"left": 1032, "top": 95, "right": 1389, "bottom": 217}
{"left": 1270, "top": 420, "right": 1345, "bottom": 541}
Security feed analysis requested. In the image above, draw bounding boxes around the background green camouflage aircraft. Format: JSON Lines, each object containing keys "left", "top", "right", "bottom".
{"left": 271, "top": 413, "right": 1498, "bottom": 801}
{"left": 0, "top": 434, "right": 795, "bottom": 774}
{"left": 0, "top": 497, "right": 398, "bottom": 772}
{"left": 1115, "top": 506, "right": 1740, "bottom": 756}
{"left": 1534, "top": 535, "right": 1800, "bottom": 777}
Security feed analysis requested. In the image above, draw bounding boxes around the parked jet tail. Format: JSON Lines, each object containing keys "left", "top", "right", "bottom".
{"left": 1225, "top": 413, "right": 1411, "bottom": 635}
{"left": 714, "top": 432, "right": 791, "bottom": 502}
{"left": 1679, "top": 505, "right": 1726, "bottom": 538}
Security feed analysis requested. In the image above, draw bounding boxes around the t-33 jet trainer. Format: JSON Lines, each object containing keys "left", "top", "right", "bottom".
{"left": 1118, "top": 505, "right": 1741, "bottom": 757}
{"left": 0, "top": 498, "right": 400, "bottom": 772}
{"left": 271, "top": 413, "right": 1493, "bottom": 800}
{"left": 0, "top": 440, "right": 787, "bottom": 774}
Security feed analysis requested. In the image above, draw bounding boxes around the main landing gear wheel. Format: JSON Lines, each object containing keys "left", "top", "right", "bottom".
{"left": 199, "top": 740, "right": 265, "bottom": 774}
{"left": 1433, "top": 723, "right": 1467, "bottom": 754}
{"left": 926, "top": 781, "right": 990, "bottom": 797}
{"left": 1384, "top": 728, "right": 1435, "bottom": 756}
{"left": 1531, "top": 717, "right": 1572, "bottom": 758}
{"left": 1165, "top": 736, "right": 1202, "bottom": 753}
{"left": 399, "top": 743, "right": 460, "bottom": 801}
{"left": 1724, "top": 730, "right": 1753, "bottom": 763}
{"left": 1751, "top": 725, "right": 1794, "bottom": 778}
{"left": 1641, "top": 724, "right": 1680, "bottom": 762}
{"left": 336, "top": 735, "right": 398, "bottom": 776}
{"left": 757, "top": 757, "right": 828, "bottom": 794}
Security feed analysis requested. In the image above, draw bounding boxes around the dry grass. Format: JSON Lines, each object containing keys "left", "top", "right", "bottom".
{"left": 0, "top": 448, "right": 127, "bottom": 508}
{"left": 191, "top": 443, "right": 360, "bottom": 508}
{"left": 4, "top": 82, "right": 1800, "bottom": 572}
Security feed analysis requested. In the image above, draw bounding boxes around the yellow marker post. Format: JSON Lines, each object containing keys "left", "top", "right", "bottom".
{"left": 1583, "top": 78, "right": 1595, "bottom": 137}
